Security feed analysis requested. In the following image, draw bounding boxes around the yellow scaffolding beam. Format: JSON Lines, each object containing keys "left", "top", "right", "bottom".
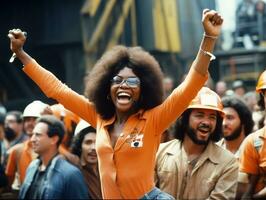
{"left": 106, "top": 0, "right": 133, "bottom": 50}
{"left": 153, "top": 0, "right": 181, "bottom": 52}
{"left": 83, "top": 0, "right": 117, "bottom": 53}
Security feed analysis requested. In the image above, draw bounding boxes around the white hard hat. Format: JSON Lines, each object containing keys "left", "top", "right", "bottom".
{"left": 23, "top": 100, "right": 48, "bottom": 118}
{"left": 74, "top": 119, "right": 91, "bottom": 136}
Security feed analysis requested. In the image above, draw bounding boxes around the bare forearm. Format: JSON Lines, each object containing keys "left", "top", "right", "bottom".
{"left": 192, "top": 35, "right": 216, "bottom": 76}
{"left": 14, "top": 49, "right": 34, "bottom": 66}
{"left": 192, "top": 9, "right": 223, "bottom": 76}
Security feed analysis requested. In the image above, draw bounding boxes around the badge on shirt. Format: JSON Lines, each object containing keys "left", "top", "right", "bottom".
{"left": 126, "top": 133, "right": 144, "bottom": 148}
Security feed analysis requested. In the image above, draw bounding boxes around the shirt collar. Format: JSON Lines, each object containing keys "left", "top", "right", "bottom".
{"left": 200, "top": 142, "right": 220, "bottom": 164}
{"left": 165, "top": 140, "right": 220, "bottom": 164}
{"left": 258, "top": 127, "right": 266, "bottom": 139}
{"left": 102, "top": 109, "right": 146, "bottom": 127}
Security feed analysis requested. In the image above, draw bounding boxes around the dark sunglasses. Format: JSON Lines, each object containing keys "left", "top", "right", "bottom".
{"left": 111, "top": 76, "right": 140, "bottom": 88}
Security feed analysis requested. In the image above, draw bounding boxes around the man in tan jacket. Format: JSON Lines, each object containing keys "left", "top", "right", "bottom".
{"left": 155, "top": 87, "right": 238, "bottom": 199}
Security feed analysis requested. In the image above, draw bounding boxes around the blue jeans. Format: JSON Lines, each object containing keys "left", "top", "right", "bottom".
{"left": 140, "top": 187, "right": 175, "bottom": 200}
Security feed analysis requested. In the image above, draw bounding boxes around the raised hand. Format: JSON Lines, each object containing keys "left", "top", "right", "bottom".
{"left": 202, "top": 9, "right": 223, "bottom": 37}
{"left": 7, "top": 29, "right": 27, "bottom": 54}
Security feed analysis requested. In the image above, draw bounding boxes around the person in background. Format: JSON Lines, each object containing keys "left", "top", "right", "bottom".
{"left": 19, "top": 115, "right": 88, "bottom": 199}
{"left": 204, "top": 76, "right": 215, "bottom": 90}
{"left": 5, "top": 101, "right": 49, "bottom": 192}
{"left": 0, "top": 113, "right": 7, "bottom": 197}
{"left": 163, "top": 75, "right": 174, "bottom": 99}
{"left": 155, "top": 87, "right": 238, "bottom": 199}
{"left": 71, "top": 120, "right": 102, "bottom": 199}
{"left": 2, "top": 111, "right": 27, "bottom": 167}
{"left": 217, "top": 96, "right": 254, "bottom": 159}
{"left": 232, "top": 80, "right": 246, "bottom": 97}
{"left": 50, "top": 104, "right": 80, "bottom": 154}
{"left": 243, "top": 91, "right": 259, "bottom": 112}
{"left": 236, "top": 70, "right": 266, "bottom": 199}
{"left": 0, "top": 113, "right": 5, "bottom": 165}
{"left": 161, "top": 76, "right": 176, "bottom": 143}
{"left": 4, "top": 111, "right": 26, "bottom": 149}
{"left": 243, "top": 91, "right": 262, "bottom": 132}
{"left": 215, "top": 80, "right": 227, "bottom": 98}
{"left": 8, "top": 9, "right": 223, "bottom": 199}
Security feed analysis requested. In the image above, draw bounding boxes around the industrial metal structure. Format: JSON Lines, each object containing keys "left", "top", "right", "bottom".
{"left": 80, "top": 0, "right": 266, "bottom": 91}
{"left": 0, "top": 0, "right": 265, "bottom": 111}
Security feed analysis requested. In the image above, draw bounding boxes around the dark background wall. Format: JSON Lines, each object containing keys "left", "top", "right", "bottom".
{"left": 0, "top": 0, "right": 85, "bottom": 111}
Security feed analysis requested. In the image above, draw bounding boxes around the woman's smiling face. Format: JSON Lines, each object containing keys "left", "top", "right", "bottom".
{"left": 110, "top": 67, "right": 141, "bottom": 113}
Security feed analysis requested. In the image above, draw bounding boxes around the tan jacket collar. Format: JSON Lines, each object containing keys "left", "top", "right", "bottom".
{"left": 165, "top": 140, "right": 220, "bottom": 164}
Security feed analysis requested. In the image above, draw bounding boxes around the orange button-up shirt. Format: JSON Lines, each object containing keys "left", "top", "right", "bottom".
{"left": 23, "top": 59, "right": 207, "bottom": 199}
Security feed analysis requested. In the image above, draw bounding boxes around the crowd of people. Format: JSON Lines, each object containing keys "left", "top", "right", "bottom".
{"left": 0, "top": 7, "right": 265, "bottom": 200}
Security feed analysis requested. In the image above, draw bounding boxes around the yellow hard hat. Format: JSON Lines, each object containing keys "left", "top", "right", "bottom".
{"left": 188, "top": 87, "right": 224, "bottom": 117}
{"left": 256, "top": 70, "right": 266, "bottom": 93}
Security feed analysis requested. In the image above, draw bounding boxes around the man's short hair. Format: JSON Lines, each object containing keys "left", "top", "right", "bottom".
{"left": 6, "top": 111, "right": 23, "bottom": 123}
{"left": 36, "top": 115, "right": 65, "bottom": 146}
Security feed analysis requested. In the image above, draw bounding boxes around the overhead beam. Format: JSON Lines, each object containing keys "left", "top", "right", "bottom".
{"left": 83, "top": 0, "right": 116, "bottom": 53}
{"left": 106, "top": 0, "right": 133, "bottom": 50}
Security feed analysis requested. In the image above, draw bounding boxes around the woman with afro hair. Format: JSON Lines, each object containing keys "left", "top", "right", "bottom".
{"left": 8, "top": 9, "right": 223, "bottom": 199}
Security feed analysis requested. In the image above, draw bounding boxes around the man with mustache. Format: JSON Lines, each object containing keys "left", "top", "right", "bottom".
{"left": 155, "top": 87, "right": 238, "bottom": 199}
{"left": 217, "top": 96, "right": 254, "bottom": 159}
{"left": 71, "top": 120, "right": 102, "bottom": 199}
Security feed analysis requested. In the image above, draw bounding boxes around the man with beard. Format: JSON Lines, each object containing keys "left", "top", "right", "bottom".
{"left": 1, "top": 111, "right": 27, "bottom": 167}
{"left": 236, "top": 70, "right": 266, "bottom": 199}
{"left": 217, "top": 96, "right": 254, "bottom": 159}
{"left": 155, "top": 87, "right": 238, "bottom": 199}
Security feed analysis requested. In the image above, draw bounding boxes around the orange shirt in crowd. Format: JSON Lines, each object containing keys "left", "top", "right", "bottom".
{"left": 5, "top": 140, "right": 36, "bottom": 186}
{"left": 239, "top": 127, "right": 266, "bottom": 193}
{"left": 22, "top": 59, "right": 207, "bottom": 199}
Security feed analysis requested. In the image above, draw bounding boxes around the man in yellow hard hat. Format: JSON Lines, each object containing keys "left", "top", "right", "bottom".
{"left": 155, "top": 87, "right": 238, "bottom": 199}
{"left": 236, "top": 70, "right": 266, "bottom": 199}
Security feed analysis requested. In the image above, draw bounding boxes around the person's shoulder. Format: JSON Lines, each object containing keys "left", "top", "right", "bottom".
{"left": 157, "top": 139, "right": 180, "bottom": 160}
{"left": 242, "top": 127, "right": 266, "bottom": 152}
{"left": 158, "top": 139, "right": 180, "bottom": 152}
{"left": 216, "top": 138, "right": 225, "bottom": 146}
{"left": 27, "top": 158, "right": 40, "bottom": 169}
{"left": 56, "top": 157, "right": 81, "bottom": 173}
{"left": 6, "top": 142, "right": 25, "bottom": 155}
{"left": 241, "top": 127, "right": 265, "bottom": 148}
{"left": 211, "top": 143, "right": 236, "bottom": 163}
{"left": 247, "top": 127, "right": 265, "bottom": 139}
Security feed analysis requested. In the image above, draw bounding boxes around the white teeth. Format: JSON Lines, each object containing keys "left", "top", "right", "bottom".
{"left": 117, "top": 92, "right": 131, "bottom": 97}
